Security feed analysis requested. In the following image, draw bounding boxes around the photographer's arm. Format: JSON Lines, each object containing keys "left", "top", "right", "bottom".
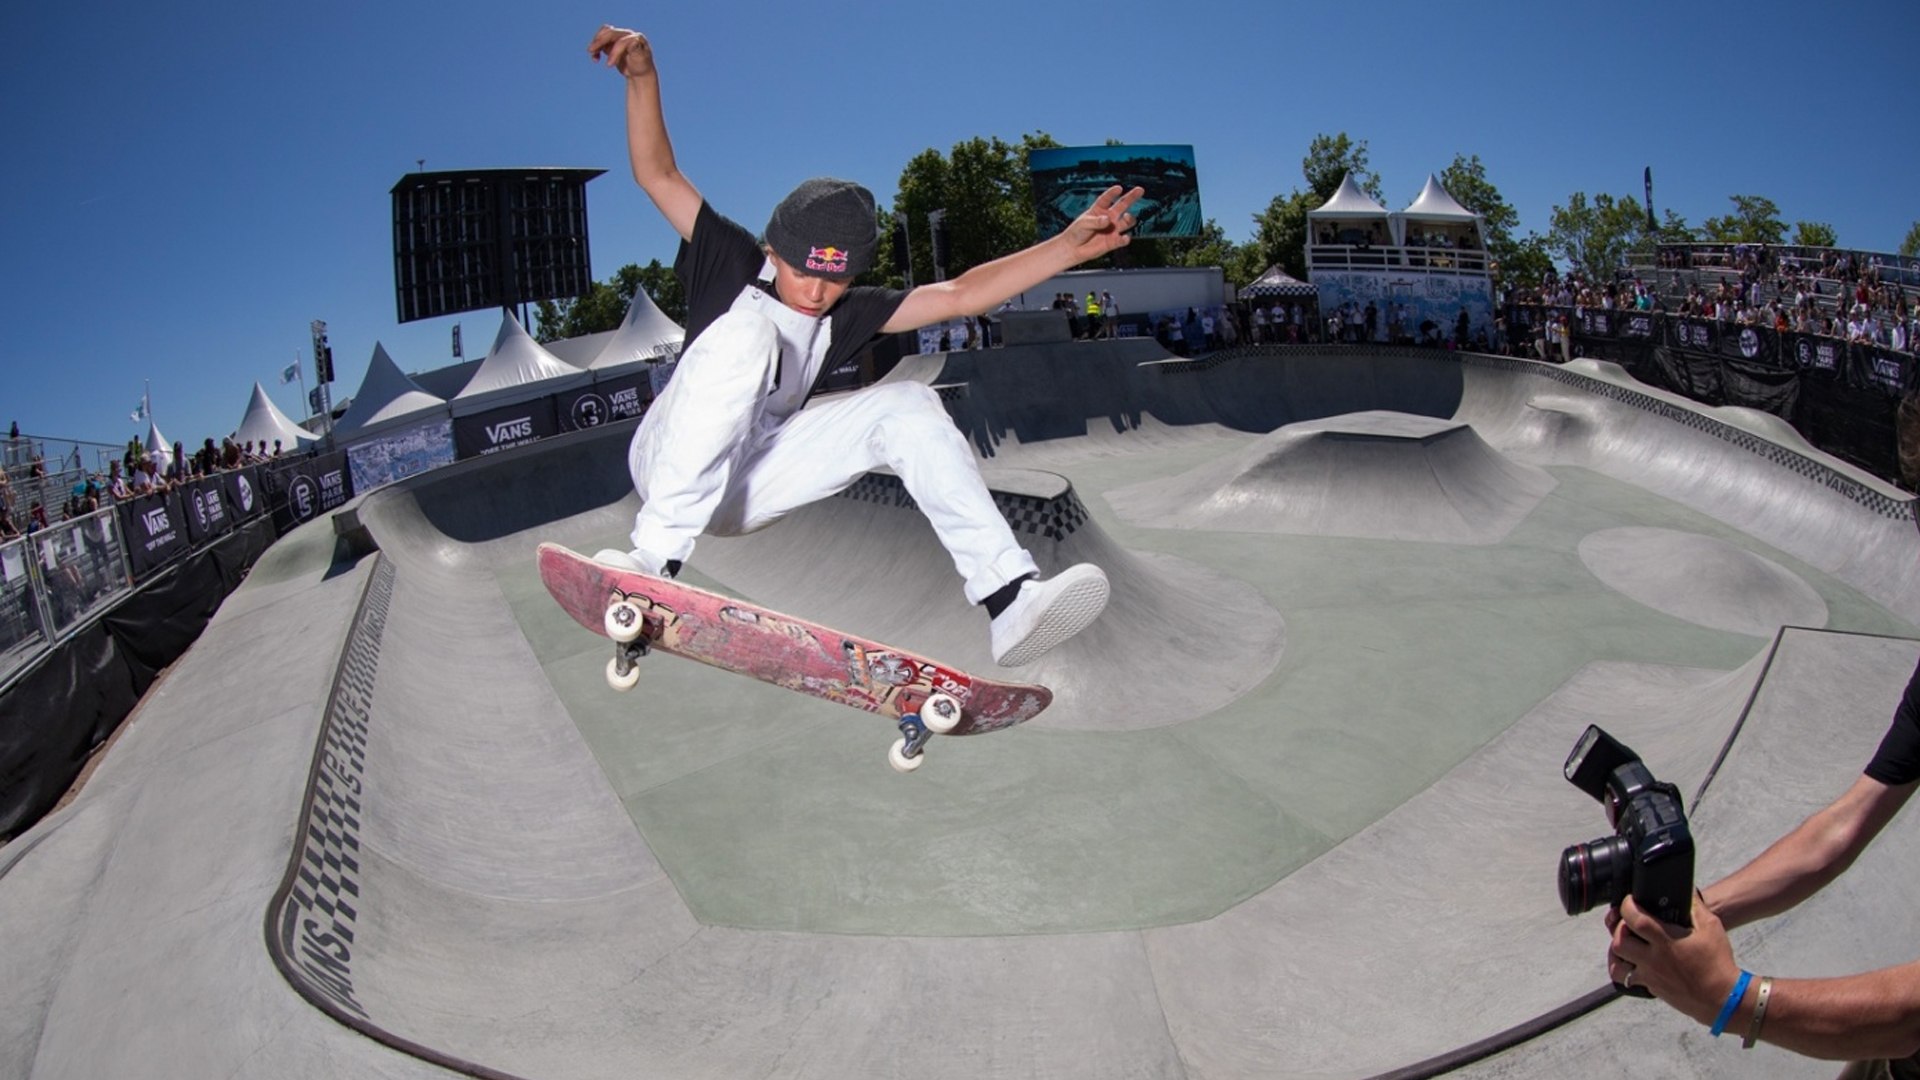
{"left": 1610, "top": 774, "right": 1920, "bottom": 1058}
{"left": 588, "top": 25, "right": 701, "bottom": 242}
{"left": 1705, "top": 774, "right": 1914, "bottom": 929}
{"left": 1619, "top": 899, "right": 1920, "bottom": 1059}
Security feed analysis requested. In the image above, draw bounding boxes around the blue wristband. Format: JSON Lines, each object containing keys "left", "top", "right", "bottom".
{"left": 1709, "top": 970, "right": 1753, "bottom": 1037}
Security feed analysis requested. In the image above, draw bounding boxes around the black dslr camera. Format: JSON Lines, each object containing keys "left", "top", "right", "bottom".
{"left": 1558, "top": 725, "right": 1694, "bottom": 932}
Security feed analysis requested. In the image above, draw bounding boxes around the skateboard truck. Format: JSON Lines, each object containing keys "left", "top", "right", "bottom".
{"left": 604, "top": 597, "right": 653, "bottom": 691}
{"left": 887, "top": 692, "right": 963, "bottom": 773}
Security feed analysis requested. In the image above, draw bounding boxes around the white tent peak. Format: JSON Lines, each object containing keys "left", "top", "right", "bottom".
{"left": 457, "top": 310, "right": 586, "bottom": 399}
{"left": 234, "top": 381, "right": 317, "bottom": 452}
{"left": 1310, "top": 173, "right": 1390, "bottom": 218}
{"left": 1402, "top": 175, "right": 1478, "bottom": 221}
{"left": 1239, "top": 264, "right": 1318, "bottom": 300}
{"left": 144, "top": 421, "right": 173, "bottom": 469}
{"left": 334, "top": 342, "right": 448, "bottom": 439}
{"left": 589, "top": 289, "right": 685, "bottom": 371}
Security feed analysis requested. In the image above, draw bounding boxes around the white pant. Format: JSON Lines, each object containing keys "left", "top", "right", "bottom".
{"left": 627, "top": 309, "right": 1038, "bottom": 603}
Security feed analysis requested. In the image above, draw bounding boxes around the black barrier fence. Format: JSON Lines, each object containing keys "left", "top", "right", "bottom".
{"left": 262, "top": 450, "right": 355, "bottom": 535}
{"left": 111, "top": 464, "right": 271, "bottom": 582}
{"left": 1507, "top": 305, "right": 1913, "bottom": 482}
{"left": 335, "top": 363, "right": 666, "bottom": 494}
{"left": 454, "top": 397, "right": 563, "bottom": 458}
{"left": 0, "top": 515, "right": 277, "bottom": 837}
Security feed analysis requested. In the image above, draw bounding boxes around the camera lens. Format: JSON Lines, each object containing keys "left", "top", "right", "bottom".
{"left": 1558, "top": 836, "right": 1633, "bottom": 915}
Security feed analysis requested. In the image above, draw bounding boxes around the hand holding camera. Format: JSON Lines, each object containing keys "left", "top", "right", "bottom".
{"left": 1558, "top": 725, "right": 1696, "bottom": 998}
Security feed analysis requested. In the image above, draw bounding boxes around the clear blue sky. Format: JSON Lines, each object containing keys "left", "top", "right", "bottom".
{"left": 4, "top": 0, "right": 1915, "bottom": 452}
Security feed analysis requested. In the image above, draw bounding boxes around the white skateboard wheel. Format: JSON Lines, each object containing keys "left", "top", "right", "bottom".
{"left": 888, "top": 737, "right": 925, "bottom": 773}
{"left": 606, "top": 655, "right": 640, "bottom": 691}
{"left": 920, "top": 692, "right": 963, "bottom": 735}
{"left": 605, "top": 598, "right": 645, "bottom": 643}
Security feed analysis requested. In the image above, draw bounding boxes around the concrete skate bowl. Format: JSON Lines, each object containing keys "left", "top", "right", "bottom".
{"left": 241, "top": 345, "right": 1920, "bottom": 1079}
{"left": 1105, "top": 410, "right": 1557, "bottom": 544}
{"left": 920, "top": 339, "right": 1467, "bottom": 465}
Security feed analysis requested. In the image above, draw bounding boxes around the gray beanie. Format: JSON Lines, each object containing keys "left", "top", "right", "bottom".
{"left": 763, "top": 178, "right": 877, "bottom": 280}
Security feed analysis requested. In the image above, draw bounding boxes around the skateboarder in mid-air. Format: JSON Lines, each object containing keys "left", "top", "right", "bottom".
{"left": 587, "top": 23, "right": 1143, "bottom": 667}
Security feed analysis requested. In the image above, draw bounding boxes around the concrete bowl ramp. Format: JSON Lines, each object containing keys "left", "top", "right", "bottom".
{"left": 687, "top": 467, "right": 1286, "bottom": 731}
{"left": 1580, "top": 527, "right": 1830, "bottom": 636}
{"left": 7, "top": 345, "right": 1920, "bottom": 1080}
{"left": 1106, "top": 410, "right": 1557, "bottom": 544}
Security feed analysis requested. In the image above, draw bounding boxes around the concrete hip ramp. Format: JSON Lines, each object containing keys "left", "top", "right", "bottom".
{"left": 6, "top": 344, "right": 1920, "bottom": 1080}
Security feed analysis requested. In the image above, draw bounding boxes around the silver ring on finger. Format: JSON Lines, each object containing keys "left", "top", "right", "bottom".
{"left": 1622, "top": 969, "right": 1635, "bottom": 990}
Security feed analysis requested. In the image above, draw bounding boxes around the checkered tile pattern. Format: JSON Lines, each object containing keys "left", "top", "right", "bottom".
{"left": 834, "top": 474, "right": 1090, "bottom": 540}
{"left": 1461, "top": 354, "right": 1915, "bottom": 524}
{"left": 272, "top": 557, "right": 394, "bottom": 1020}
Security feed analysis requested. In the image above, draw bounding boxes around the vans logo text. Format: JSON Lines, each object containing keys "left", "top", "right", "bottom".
{"left": 487, "top": 419, "right": 533, "bottom": 443}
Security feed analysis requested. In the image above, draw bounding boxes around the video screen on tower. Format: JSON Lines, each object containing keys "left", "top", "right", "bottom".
{"left": 1028, "top": 144, "right": 1202, "bottom": 240}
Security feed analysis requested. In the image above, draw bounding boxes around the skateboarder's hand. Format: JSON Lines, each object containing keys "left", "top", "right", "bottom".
{"left": 1057, "top": 185, "right": 1145, "bottom": 263}
{"left": 589, "top": 25, "right": 656, "bottom": 80}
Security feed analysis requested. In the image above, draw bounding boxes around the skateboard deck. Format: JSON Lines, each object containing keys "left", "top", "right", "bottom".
{"left": 537, "top": 543, "right": 1051, "bottom": 769}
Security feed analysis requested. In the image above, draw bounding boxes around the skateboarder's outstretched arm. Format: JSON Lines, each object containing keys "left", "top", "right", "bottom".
{"left": 882, "top": 185, "right": 1146, "bottom": 334}
{"left": 589, "top": 24, "right": 701, "bottom": 243}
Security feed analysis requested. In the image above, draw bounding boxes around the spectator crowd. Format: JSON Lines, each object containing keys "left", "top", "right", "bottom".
{"left": 1655, "top": 243, "right": 1917, "bottom": 355}
{"left": 1, "top": 427, "right": 294, "bottom": 542}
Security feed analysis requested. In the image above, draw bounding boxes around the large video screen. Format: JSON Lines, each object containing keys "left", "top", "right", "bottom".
{"left": 1028, "top": 144, "right": 1202, "bottom": 240}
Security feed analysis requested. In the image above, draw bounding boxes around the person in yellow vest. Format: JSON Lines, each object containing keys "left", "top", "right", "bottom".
{"left": 1084, "top": 291, "right": 1101, "bottom": 340}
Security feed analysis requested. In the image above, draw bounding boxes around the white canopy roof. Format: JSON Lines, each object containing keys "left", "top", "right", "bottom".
{"left": 450, "top": 312, "right": 590, "bottom": 416}
{"left": 234, "top": 381, "right": 318, "bottom": 453}
{"left": 459, "top": 312, "right": 588, "bottom": 395}
{"left": 589, "top": 289, "right": 685, "bottom": 371}
{"left": 333, "top": 343, "right": 449, "bottom": 440}
{"left": 144, "top": 421, "right": 173, "bottom": 469}
{"left": 1402, "top": 175, "right": 1478, "bottom": 221}
{"left": 1239, "top": 265, "right": 1318, "bottom": 299}
{"left": 1307, "top": 173, "right": 1390, "bottom": 220}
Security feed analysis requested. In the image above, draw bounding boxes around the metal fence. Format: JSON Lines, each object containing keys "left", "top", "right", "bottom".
{"left": 0, "top": 507, "right": 136, "bottom": 686}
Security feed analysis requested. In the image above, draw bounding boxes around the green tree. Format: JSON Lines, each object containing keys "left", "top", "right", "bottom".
{"left": 629, "top": 259, "right": 687, "bottom": 324}
{"left": 534, "top": 259, "right": 686, "bottom": 342}
{"left": 1240, "top": 132, "right": 1375, "bottom": 282}
{"left": 1437, "top": 154, "right": 1519, "bottom": 261}
{"left": 1900, "top": 222, "right": 1920, "bottom": 258}
{"left": 1302, "top": 133, "right": 1381, "bottom": 202}
{"left": 1700, "top": 194, "right": 1786, "bottom": 245}
{"left": 889, "top": 132, "right": 1058, "bottom": 286}
{"left": 1251, "top": 188, "right": 1322, "bottom": 282}
{"left": 1654, "top": 209, "right": 1696, "bottom": 244}
{"left": 1146, "top": 219, "right": 1261, "bottom": 285}
{"left": 1497, "top": 235, "right": 1557, "bottom": 290}
{"left": 1791, "top": 221, "right": 1838, "bottom": 248}
{"left": 1546, "top": 191, "right": 1648, "bottom": 280}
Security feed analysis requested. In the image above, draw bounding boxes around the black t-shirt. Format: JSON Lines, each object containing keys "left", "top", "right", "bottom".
{"left": 674, "top": 200, "right": 908, "bottom": 403}
{"left": 1864, "top": 654, "right": 1920, "bottom": 786}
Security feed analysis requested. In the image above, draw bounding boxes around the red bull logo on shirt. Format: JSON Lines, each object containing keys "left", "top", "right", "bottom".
{"left": 805, "top": 245, "right": 849, "bottom": 274}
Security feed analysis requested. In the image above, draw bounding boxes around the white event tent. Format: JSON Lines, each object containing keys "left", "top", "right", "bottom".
{"left": 233, "top": 382, "right": 318, "bottom": 454}
{"left": 143, "top": 422, "right": 174, "bottom": 470}
{"left": 450, "top": 312, "right": 590, "bottom": 417}
{"left": 1400, "top": 174, "right": 1484, "bottom": 247}
{"left": 1307, "top": 173, "right": 1392, "bottom": 244}
{"left": 332, "top": 343, "right": 450, "bottom": 442}
{"left": 588, "top": 289, "right": 685, "bottom": 374}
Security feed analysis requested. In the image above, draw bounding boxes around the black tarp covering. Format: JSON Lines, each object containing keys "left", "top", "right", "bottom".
{"left": 0, "top": 516, "right": 276, "bottom": 838}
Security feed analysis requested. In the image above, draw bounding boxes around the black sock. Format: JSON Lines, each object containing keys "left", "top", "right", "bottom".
{"left": 982, "top": 574, "right": 1036, "bottom": 619}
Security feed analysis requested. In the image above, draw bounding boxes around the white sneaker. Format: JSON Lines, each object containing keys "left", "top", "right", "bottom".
{"left": 593, "top": 548, "right": 674, "bottom": 578}
{"left": 989, "top": 564, "right": 1110, "bottom": 667}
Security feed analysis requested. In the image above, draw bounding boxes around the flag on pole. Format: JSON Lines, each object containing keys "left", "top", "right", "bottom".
{"left": 282, "top": 361, "right": 300, "bottom": 384}
{"left": 130, "top": 399, "right": 148, "bottom": 422}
